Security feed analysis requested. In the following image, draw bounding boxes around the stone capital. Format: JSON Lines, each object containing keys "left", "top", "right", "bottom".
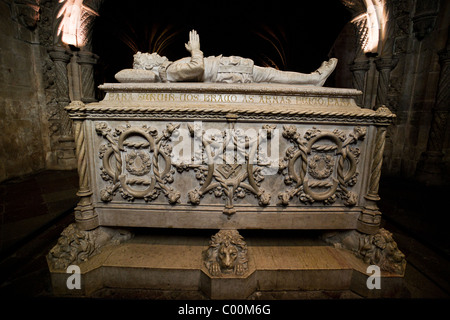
{"left": 349, "top": 59, "right": 370, "bottom": 72}
{"left": 48, "top": 46, "right": 72, "bottom": 63}
{"left": 77, "top": 51, "right": 99, "bottom": 65}
{"left": 374, "top": 56, "right": 399, "bottom": 71}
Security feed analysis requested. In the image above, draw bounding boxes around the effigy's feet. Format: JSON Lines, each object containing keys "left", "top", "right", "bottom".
{"left": 314, "top": 58, "right": 338, "bottom": 86}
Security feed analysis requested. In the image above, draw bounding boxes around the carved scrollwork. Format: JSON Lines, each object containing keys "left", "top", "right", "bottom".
{"left": 177, "top": 124, "right": 274, "bottom": 216}
{"left": 96, "top": 122, "right": 180, "bottom": 204}
{"left": 278, "top": 125, "right": 366, "bottom": 206}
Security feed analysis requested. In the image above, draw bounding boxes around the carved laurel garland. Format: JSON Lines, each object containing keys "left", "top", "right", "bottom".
{"left": 278, "top": 125, "right": 366, "bottom": 206}
{"left": 96, "top": 122, "right": 180, "bottom": 204}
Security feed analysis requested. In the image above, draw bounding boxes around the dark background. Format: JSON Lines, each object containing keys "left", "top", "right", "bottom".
{"left": 92, "top": 0, "right": 352, "bottom": 85}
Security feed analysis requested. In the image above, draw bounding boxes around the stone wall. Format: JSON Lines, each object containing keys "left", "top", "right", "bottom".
{"left": 383, "top": 0, "right": 449, "bottom": 179}
{"left": 333, "top": 0, "right": 449, "bottom": 182}
{"left": 0, "top": 0, "right": 49, "bottom": 182}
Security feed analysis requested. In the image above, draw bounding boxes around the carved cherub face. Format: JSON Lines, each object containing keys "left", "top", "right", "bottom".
{"left": 218, "top": 242, "right": 238, "bottom": 271}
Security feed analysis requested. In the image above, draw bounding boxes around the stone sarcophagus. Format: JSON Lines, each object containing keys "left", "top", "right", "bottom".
{"left": 65, "top": 83, "right": 394, "bottom": 234}
{"left": 48, "top": 83, "right": 406, "bottom": 297}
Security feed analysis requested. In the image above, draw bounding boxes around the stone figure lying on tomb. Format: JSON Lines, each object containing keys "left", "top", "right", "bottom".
{"left": 115, "top": 30, "right": 338, "bottom": 86}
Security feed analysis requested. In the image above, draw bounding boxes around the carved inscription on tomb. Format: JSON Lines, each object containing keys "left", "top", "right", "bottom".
{"left": 105, "top": 92, "right": 352, "bottom": 107}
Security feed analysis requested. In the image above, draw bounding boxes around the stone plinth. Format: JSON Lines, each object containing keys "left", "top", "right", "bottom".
{"left": 48, "top": 232, "right": 408, "bottom": 299}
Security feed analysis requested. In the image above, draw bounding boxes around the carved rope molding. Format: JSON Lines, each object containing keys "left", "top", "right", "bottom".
{"left": 72, "top": 103, "right": 96, "bottom": 230}
{"left": 65, "top": 104, "right": 395, "bottom": 125}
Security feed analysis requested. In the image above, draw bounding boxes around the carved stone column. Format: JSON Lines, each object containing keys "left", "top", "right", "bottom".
{"left": 416, "top": 46, "right": 450, "bottom": 184}
{"left": 48, "top": 46, "right": 77, "bottom": 168}
{"left": 48, "top": 46, "right": 73, "bottom": 135}
{"left": 77, "top": 50, "right": 99, "bottom": 103}
{"left": 349, "top": 58, "right": 370, "bottom": 107}
{"left": 358, "top": 107, "right": 392, "bottom": 234}
{"left": 70, "top": 101, "right": 98, "bottom": 230}
{"left": 374, "top": 56, "right": 399, "bottom": 107}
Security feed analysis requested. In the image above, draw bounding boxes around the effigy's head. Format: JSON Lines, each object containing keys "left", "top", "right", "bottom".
{"left": 133, "top": 52, "right": 169, "bottom": 70}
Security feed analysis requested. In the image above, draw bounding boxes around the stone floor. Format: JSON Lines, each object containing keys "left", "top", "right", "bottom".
{"left": 0, "top": 170, "right": 449, "bottom": 301}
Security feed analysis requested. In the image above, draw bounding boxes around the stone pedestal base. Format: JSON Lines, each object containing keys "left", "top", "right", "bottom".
{"left": 48, "top": 230, "right": 408, "bottom": 299}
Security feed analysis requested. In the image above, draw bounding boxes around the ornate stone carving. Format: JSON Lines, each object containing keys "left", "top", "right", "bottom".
{"left": 12, "top": 0, "right": 40, "bottom": 30}
{"left": 204, "top": 229, "right": 248, "bottom": 276}
{"left": 116, "top": 30, "right": 338, "bottom": 86}
{"left": 324, "top": 228, "right": 406, "bottom": 275}
{"left": 359, "top": 118, "right": 389, "bottom": 233}
{"left": 63, "top": 83, "right": 396, "bottom": 232}
{"left": 96, "top": 122, "right": 180, "bottom": 204}
{"left": 72, "top": 105, "right": 97, "bottom": 230}
{"left": 47, "top": 223, "right": 132, "bottom": 270}
{"left": 278, "top": 125, "right": 365, "bottom": 206}
{"left": 48, "top": 46, "right": 73, "bottom": 136}
{"left": 177, "top": 124, "right": 273, "bottom": 216}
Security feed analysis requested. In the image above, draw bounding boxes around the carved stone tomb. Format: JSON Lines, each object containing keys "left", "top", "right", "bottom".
{"left": 47, "top": 83, "right": 406, "bottom": 298}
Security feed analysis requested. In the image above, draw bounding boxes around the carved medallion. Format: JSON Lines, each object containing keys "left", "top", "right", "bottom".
{"left": 125, "top": 150, "right": 151, "bottom": 176}
{"left": 308, "top": 154, "right": 335, "bottom": 179}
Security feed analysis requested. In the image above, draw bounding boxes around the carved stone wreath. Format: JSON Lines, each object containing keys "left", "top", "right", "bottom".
{"left": 308, "top": 154, "right": 335, "bottom": 179}
{"left": 125, "top": 150, "right": 152, "bottom": 176}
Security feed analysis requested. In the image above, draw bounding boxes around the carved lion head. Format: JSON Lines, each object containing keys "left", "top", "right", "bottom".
{"left": 204, "top": 230, "right": 248, "bottom": 275}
